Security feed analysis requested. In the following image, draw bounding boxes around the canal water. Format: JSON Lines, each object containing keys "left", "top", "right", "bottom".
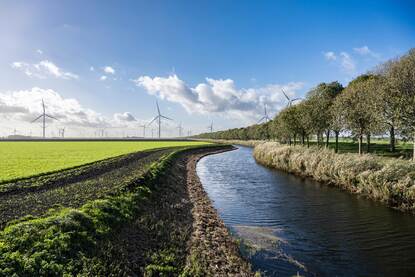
{"left": 197, "top": 146, "right": 415, "bottom": 277}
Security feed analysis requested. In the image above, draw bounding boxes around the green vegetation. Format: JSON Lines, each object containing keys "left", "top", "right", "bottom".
{"left": 0, "top": 149, "right": 173, "bottom": 229}
{"left": 197, "top": 48, "right": 415, "bottom": 159}
{"left": 254, "top": 142, "right": 415, "bottom": 212}
{"left": 0, "top": 145, "right": 205, "bottom": 276}
{"left": 0, "top": 144, "right": 250, "bottom": 276}
{"left": 0, "top": 141, "right": 208, "bottom": 182}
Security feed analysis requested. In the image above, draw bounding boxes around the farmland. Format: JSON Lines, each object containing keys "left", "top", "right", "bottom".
{"left": 0, "top": 141, "right": 208, "bottom": 182}
{"left": 0, "top": 143, "right": 251, "bottom": 276}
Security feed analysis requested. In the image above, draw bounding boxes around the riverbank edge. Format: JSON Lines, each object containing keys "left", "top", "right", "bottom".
{"left": 197, "top": 139, "right": 264, "bottom": 148}
{"left": 183, "top": 146, "right": 255, "bottom": 276}
{"left": 253, "top": 142, "right": 415, "bottom": 212}
{"left": 0, "top": 145, "right": 254, "bottom": 276}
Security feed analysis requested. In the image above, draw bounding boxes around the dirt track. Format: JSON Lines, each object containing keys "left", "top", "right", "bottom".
{"left": 83, "top": 146, "right": 254, "bottom": 276}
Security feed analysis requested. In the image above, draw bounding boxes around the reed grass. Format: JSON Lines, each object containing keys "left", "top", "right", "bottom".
{"left": 253, "top": 142, "right": 415, "bottom": 211}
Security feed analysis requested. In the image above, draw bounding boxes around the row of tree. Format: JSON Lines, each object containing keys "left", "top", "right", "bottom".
{"left": 197, "top": 48, "right": 415, "bottom": 157}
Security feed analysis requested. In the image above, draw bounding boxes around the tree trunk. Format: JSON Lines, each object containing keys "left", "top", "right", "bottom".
{"left": 413, "top": 135, "right": 415, "bottom": 161}
{"left": 325, "top": 130, "right": 330, "bottom": 148}
{"left": 307, "top": 136, "right": 310, "bottom": 148}
{"left": 366, "top": 133, "right": 371, "bottom": 153}
{"left": 390, "top": 126, "right": 395, "bottom": 153}
{"left": 335, "top": 131, "right": 339, "bottom": 153}
{"left": 294, "top": 135, "right": 297, "bottom": 145}
{"left": 301, "top": 133, "right": 305, "bottom": 145}
{"left": 358, "top": 135, "right": 363, "bottom": 155}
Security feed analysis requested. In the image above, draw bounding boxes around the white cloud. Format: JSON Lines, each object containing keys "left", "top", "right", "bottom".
{"left": 0, "top": 88, "right": 148, "bottom": 137}
{"left": 323, "top": 50, "right": 356, "bottom": 74}
{"left": 0, "top": 87, "right": 106, "bottom": 128}
{"left": 90, "top": 66, "right": 95, "bottom": 71}
{"left": 36, "top": 49, "right": 43, "bottom": 55}
{"left": 353, "top": 46, "right": 380, "bottom": 59}
{"left": 11, "top": 60, "right": 79, "bottom": 80}
{"left": 134, "top": 74, "right": 304, "bottom": 123}
{"left": 339, "top": 52, "right": 356, "bottom": 74}
{"left": 113, "top": 112, "right": 137, "bottom": 123}
{"left": 324, "top": 51, "right": 337, "bottom": 61}
{"left": 100, "top": 75, "right": 107, "bottom": 81}
{"left": 103, "top": 66, "right": 115, "bottom": 74}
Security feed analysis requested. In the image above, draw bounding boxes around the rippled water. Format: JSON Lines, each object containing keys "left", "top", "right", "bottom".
{"left": 197, "top": 146, "right": 415, "bottom": 277}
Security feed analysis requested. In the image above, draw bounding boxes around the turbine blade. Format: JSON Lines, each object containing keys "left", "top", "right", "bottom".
{"left": 160, "top": 115, "right": 172, "bottom": 121}
{"left": 46, "top": 114, "right": 59, "bottom": 120}
{"left": 31, "top": 115, "right": 43, "bottom": 123}
{"left": 148, "top": 116, "right": 158, "bottom": 125}
{"left": 281, "top": 89, "right": 290, "bottom": 101}
{"left": 156, "top": 101, "right": 160, "bottom": 115}
{"left": 257, "top": 117, "right": 265, "bottom": 124}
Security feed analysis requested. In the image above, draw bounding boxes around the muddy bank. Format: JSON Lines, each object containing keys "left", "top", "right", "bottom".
{"left": 83, "top": 145, "right": 254, "bottom": 276}
{"left": 183, "top": 147, "right": 254, "bottom": 276}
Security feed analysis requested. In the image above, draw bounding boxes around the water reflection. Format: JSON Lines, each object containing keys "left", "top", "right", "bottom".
{"left": 197, "top": 146, "right": 415, "bottom": 277}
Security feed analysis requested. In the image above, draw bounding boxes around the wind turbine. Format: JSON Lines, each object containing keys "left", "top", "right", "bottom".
{"left": 207, "top": 121, "right": 213, "bottom": 133}
{"left": 148, "top": 101, "right": 172, "bottom": 138}
{"left": 257, "top": 103, "right": 271, "bottom": 124}
{"left": 58, "top": 127, "right": 65, "bottom": 138}
{"left": 281, "top": 89, "right": 302, "bottom": 107}
{"left": 139, "top": 124, "right": 146, "bottom": 138}
{"left": 31, "top": 99, "right": 58, "bottom": 139}
{"left": 177, "top": 122, "right": 183, "bottom": 137}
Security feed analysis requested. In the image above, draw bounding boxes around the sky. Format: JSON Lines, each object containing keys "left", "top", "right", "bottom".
{"left": 0, "top": 0, "right": 414, "bottom": 138}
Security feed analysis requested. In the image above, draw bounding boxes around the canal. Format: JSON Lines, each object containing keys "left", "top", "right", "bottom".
{"left": 197, "top": 146, "right": 415, "bottom": 276}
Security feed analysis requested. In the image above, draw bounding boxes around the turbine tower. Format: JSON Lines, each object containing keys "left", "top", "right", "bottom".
{"left": 207, "top": 121, "right": 213, "bottom": 133}
{"left": 139, "top": 124, "right": 146, "bottom": 137}
{"left": 281, "top": 89, "right": 302, "bottom": 107}
{"left": 257, "top": 104, "right": 271, "bottom": 124}
{"left": 31, "top": 99, "right": 58, "bottom": 139}
{"left": 148, "top": 101, "right": 172, "bottom": 138}
{"left": 177, "top": 122, "right": 183, "bottom": 137}
{"left": 58, "top": 127, "right": 65, "bottom": 138}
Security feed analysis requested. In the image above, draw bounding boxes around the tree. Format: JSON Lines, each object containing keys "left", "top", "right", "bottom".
{"left": 385, "top": 48, "right": 415, "bottom": 159}
{"left": 330, "top": 91, "right": 346, "bottom": 153}
{"left": 336, "top": 74, "right": 384, "bottom": 154}
{"left": 306, "top": 82, "right": 343, "bottom": 147}
{"left": 375, "top": 60, "right": 401, "bottom": 152}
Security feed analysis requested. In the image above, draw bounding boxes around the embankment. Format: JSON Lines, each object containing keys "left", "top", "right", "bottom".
{"left": 0, "top": 145, "right": 253, "bottom": 276}
{"left": 254, "top": 142, "right": 415, "bottom": 212}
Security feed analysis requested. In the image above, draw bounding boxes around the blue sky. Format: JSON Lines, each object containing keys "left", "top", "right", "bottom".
{"left": 0, "top": 0, "right": 414, "bottom": 137}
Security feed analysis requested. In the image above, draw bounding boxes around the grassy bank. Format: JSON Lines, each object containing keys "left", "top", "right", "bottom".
{"left": 0, "top": 148, "right": 177, "bottom": 276}
{"left": 253, "top": 142, "right": 415, "bottom": 212}
{"left": 0, "top": 144, "right": 251, "bottom": 276}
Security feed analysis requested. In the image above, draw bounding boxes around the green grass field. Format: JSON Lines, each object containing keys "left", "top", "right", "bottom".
{"left": 0, "top": 141, "right": 209, "bottom": 182}
{"left": 300, "top": 137, "right": 413, "bottom": 158}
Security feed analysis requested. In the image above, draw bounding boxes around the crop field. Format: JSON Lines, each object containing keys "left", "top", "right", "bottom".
{"left": 0, "top": 141, "right": 208, "bottom": 182}
{"left": 0, "top": 143, "right": 226, "bottom": 275}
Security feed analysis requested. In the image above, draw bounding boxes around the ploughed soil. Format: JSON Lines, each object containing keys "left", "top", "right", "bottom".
{"left": 0, "top": 148, "right": 174, "bottom": 229}
{"left": 82, "top": 146, "right": 254, "bottom": 276}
